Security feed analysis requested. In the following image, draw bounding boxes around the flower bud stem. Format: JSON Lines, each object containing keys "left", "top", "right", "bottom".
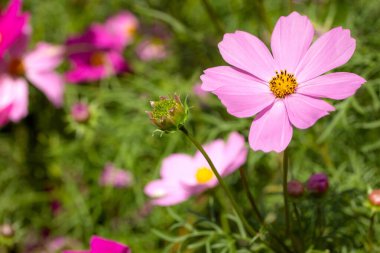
{"left": 368, "top": 212, "right": 377, "bottom": 250}
{"left": 239, "top": 167, "right": 263, "bottom": 222}
{"left": 283, "top": 149, "right": 291, "bottom": 235}
{"left": 180, "top": 126, "right": 292, "bottom": 253}
{"left": 179, "top": 126, "right": 256, "bottom": 236}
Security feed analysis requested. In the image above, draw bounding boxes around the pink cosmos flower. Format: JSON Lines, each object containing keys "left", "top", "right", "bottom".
{"left": 104, "top": 11, "right": 139, "bottom": 50}
{"left": 99, "top": 163, "right": 133, "bottom": 188}
{"left": 144, "top": 132, "right": 247, "bottom": 206}
{"left": 0, "top": 26, "right": 65, "bottom": 123}
{"left": 66, "top": 25, "right": 131, "bottom": 83}
{"left": 201, "top": 12, "right": 366, "bottom": 152}
{"left": 136, "top": 38, "right": 168, "bottom": 61}
{"left": 64, "top": 236, "right": 131, "bottom": 253}
{"left": 71, "top": 102, "right": 90, "bottom": 123}
{"left": 0, "top": 0, "right": 28, "bottom": 57}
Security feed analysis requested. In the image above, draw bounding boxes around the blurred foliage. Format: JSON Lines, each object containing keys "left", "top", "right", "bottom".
{"left": 0, "top": 0, "right": 379, "bottom": 252}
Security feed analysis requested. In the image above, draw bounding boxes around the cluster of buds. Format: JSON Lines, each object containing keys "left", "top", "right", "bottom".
{"left": 147, "top": 94, "right": 187, "bottom": 133}
{"left": 287, "top": 173, "right": 329, "bottom": 198}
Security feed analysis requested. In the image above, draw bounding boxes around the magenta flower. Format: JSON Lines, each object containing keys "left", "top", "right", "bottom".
{"left": 0, "top": 0, "right": 28, "bottom": 57}
{"left": 0, "top": 27, "right": 65, "bottom": 123}
{"left": 63, "top": 236, "right": 130, "bottom": 253}
{"left": 104, "top": 11, "right": 139, "bottom": 50}
{"left": 66, "top": 25, "right": 131, "bottom": 83}
{"left": 99, "top": 163, "right": 133, "bottom": 188}
{"left": 144, "top": 132, "right": 247, "bottom": 206}
{"left": 201, "top": 12, "right": 365, "bottom": 152}
{"left": 136, "top": 38, "right": 167, "bottom": 61}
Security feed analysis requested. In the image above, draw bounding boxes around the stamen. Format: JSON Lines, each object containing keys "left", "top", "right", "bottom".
{"left": 89, "top": 51, "right": 106, "bottom": 66}
{"left": 195, "top": 167, "right": 214, "bottom": 184}
{"left": 269, "top": 70, "right": 298, "bottom": 98}
{"left": 8, "top": 58, "right": 25, "bottom": 76}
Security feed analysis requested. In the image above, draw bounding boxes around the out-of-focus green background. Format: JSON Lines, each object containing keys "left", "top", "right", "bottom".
{"left": 0, "top": 0, "right": 379, "bottom": 252}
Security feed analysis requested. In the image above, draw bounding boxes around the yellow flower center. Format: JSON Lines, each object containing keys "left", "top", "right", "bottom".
{"left": 89, "top": 51, "right": 106, "bottom": 66}
{"left": 195, "top": 167, "right": 214, "bottom": 184}
{"left": 126, "top": 25, "right": 137, "bottom": 36}
{"left": 8, "top": 58, "right": 25, "bottom": 76}
{"left": 269, "top": 70, "right": 298, "bottom": 98}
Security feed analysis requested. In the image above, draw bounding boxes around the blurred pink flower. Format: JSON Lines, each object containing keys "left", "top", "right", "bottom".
{"left": 99, "top": 163, "right": 133, "bottom": 188}
{"left": 201, "top": 12, "right": 365, "bottom": 153}
{"left": 144, "top": 132, "right": 247, "bottom": 206}
{"left": 193, "top": 83, "right": 208, "bottom": 98}
{"left": 65, "top": 25, "right": 131, "bottom": 83}
{"left": 136, "top": 38, "right": 167, "bottom": 61}
{"left": 64, "top": 236, "right": 130, "bottom": 253}
{"left": 104, "top": 11, "right": 139, "bottom": 50}
{"left": 0, "top": 0, "right": 28, "bottom": 57}
{"left": 71, "top": 102, "right": 90, "bottom": 123}
{"left": 0, "top": 26, "right": 65, "bottom": 124}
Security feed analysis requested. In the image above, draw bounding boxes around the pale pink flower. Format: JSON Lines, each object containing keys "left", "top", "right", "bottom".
{"left": 64, "top": 235, "right": 130, "bottom": 253}
{"left": 0, "top": 27, "right": 65, "bottom": 123}
{"left": 0, "top": 0, "right": 28, "bottom": 57}
{"left": 104, "top": 11, "right": 139, "bottom": 50}
{"left": 201, "top": 12, "right": 365, "bottom": 152}
{"left": 144, "top": 132, "right": 247, "bottom": 206}
{"left": 99, "top": 163, "right": 133, "bottom": 188}
{"left": 136, "top": 38, "right": 167, "bottom": 61}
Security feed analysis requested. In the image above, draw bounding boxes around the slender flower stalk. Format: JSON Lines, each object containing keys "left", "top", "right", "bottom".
{"left": 238, "top": 167, "right": 263, "bottom": 222}
{"left": 283, "top": 149, "right": 291, "bottom": 235}
{"left": 368, "top": 212, "right": 376, "bottom": 249}
{"left": 179, "top": 125, "right": 256, "bottom": 236}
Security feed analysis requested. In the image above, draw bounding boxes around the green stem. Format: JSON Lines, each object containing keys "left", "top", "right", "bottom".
{"left": 283, "top": 149, "right": 291, "bottom": 235}
{"left": 368, "top": 212, "right": 376, "bottom": 249}
{"left": 239, "top": 167, "right": 263, "bottom": 222}
{"left": 180, "top": 126, "right": 256, "bottom": 236}
{"left": 239, "top": 168, "right": 292, "bottom": 253}
{"left": 201, "top": 0, "right": 225, "bottom": 35}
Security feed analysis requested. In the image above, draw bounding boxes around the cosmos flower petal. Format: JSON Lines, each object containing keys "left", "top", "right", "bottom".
{"left": 297, "top": 72, "right": 366, "bottom": 100}
{"left": 24, "top": 43, "right": 64, "bottom": 72}
{"left": 222, "top": 132, "right": 248, "bottom": 176}
{"left": 0, "top": 0, "right": 28, "bottom": 57}
{"left": 271, "top": 12, "right": 314, "bottom": 73}
{"left": 66, "top": 65, "right": 105, "bottom": 83}
{"left": 201, "top": 66, "right": 266, "bottom": 92}
{"left": 8, "top": 78, "right": 28, "bottom": 122}
{"left": 144, "top": 179, "right": 191, "bottom": 206}
{"left": 160, "top": 154, "right": 195, "bottom": 180}
{"left": 285, "top": 94, "right": 335, "bottom": 129}
{"left": 27, "top": 72, "right": 64, "bottom": 107}
{"left": 249, "top": 101, "right": 292, "bottom": 152}
{"left": 295, "top": 27, "right": 355, "bottom": 83}
{"left": 201, "top": 66, "right": 274, "bottom": 117}
{"left": 90, "top": 236, "right": 130, "bottom": 253}
{"left": 218, "top": 31, "right": 276, "bottom": 82}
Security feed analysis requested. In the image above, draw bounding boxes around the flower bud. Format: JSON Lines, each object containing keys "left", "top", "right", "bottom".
{"left": 147, "top": 95, "right": 187, "bottom": 132}
{"left": 369, "top": 189, "right": 380, "bottom": 207}
{"left": 287, "top": 180, "right": 304, "bottom": 198}
{"left": 71, "top": 102, "right": 90, "bottom": 123}
{"left": 307, "top": 173, "right": 329, "bottom": 196}
{"left": 0, "top": 224, "right": 14, "bottom": 238}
